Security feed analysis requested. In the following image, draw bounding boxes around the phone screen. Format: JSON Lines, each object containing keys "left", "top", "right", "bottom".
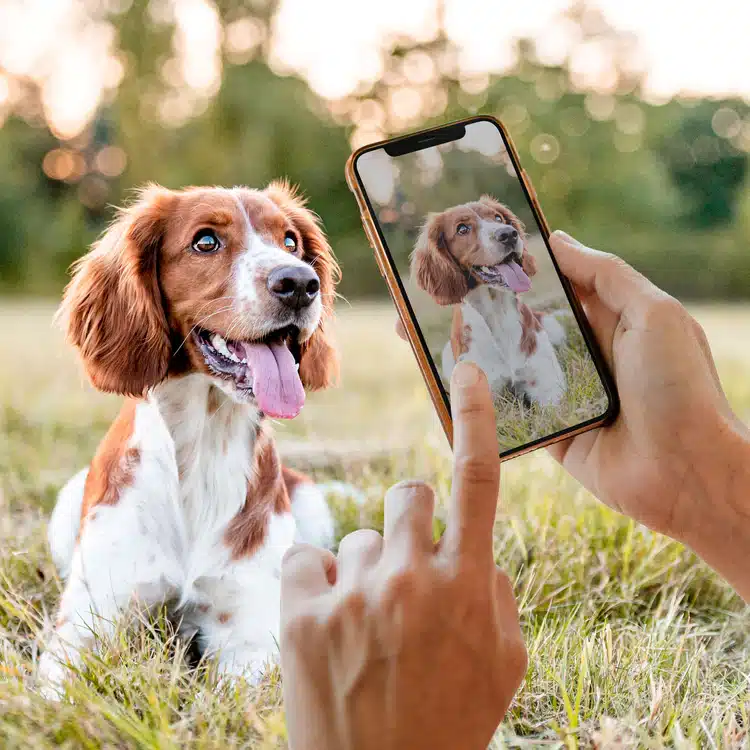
{"left": 353, "top": 118, "right": 614, "bottom": 455}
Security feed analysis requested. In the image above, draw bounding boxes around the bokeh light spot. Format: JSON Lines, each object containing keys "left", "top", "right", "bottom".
{"left": 42, "top": 148, "right": 86, "bottom": 182}
{"left": 712, "top": 107, "right": 741, "bottom": 139}
{"left": 530, "top": 133, "right": 560, "bottom": 164}
{"left": 94, "top": 146, "right": 127, "bottom": 177}
{"left": 584, "top": 93, "right": 615, "bottom": 121}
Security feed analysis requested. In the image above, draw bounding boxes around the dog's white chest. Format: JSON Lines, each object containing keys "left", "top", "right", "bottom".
{"left": 464, "top": 288, "right": 525, "bottom": 376}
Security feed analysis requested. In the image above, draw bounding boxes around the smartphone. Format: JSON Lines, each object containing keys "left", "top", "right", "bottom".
{"left": 345, "top": 115, "right": 618, "bottom": 460}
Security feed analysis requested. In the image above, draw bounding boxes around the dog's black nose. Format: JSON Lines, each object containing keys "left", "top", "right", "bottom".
{"left": 267, "top": 265, "right": 320, "bottom": 310}
{"left": 493, "top": 226, "right": 518, "bottom": 245}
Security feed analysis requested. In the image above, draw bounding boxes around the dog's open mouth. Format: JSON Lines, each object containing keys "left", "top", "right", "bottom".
{"left": 472, "top": 257, "right": 531, "bottom": 293}
{"left": 194, "top": 325, "right": 304, "bottom": 419}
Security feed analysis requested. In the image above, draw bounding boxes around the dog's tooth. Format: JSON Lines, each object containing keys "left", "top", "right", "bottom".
{"left": 295, "top": 363, "right": 299, "bottom": 372}
{"left": 211, "top": 334, "right": 233, "bottom": 359}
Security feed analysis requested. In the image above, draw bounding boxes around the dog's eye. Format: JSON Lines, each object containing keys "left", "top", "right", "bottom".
{"left": 192, "top": 229, "right": 220, "bottom": 253}
{"left": 456, "top": 223, "right": 470, "bottom": 235}
{"left": 284, "top": 232, "right": 297, "bottom": 252}
{"left": 495, "top": 214, "right": 505, "bottom": 223}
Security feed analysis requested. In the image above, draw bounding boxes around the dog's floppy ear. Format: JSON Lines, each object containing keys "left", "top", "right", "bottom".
{"left": 265, "top": 180, "right": 340, "bottom": 390}
{"left": 56, "top": 184, "right": 174, "bottom": 396}
{"left": 521, "top": 247, "right": 538, "bottom": 277}
{"left": 410, "top": 214, "right": 468, "bottom": 305}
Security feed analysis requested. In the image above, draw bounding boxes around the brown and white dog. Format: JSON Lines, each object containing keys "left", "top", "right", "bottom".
{"left": 40, "top": 182, "right": 339, "bottom": 696}
{"left": 411, "top": 195, "right": 566, "bottom": 406}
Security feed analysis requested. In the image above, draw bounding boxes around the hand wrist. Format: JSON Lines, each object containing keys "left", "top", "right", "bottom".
{"left": 680, "top": 414, "right": 750, "bottom": 601}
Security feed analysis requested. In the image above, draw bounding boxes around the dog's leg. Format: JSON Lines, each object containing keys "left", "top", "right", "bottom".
{"left": 519, "top": 336, "right": 567, "bottom": 407}
{"left": 39, "top": 499, "right": 176, "bottom": 699}
{"left": 441, "top": 340, "right": 456, "bottom": 382}
{"left": 195, "top": 512, "right": 296, "bottom": 686}
{"left": 540, "top": 311, "right": 568, "bottom": 347}
{"left": 48, "top": 468, "right": 88, "bottom": 580}
{"left": 283, "top": 467, "right": 335, "bottom": 549}
{"left": 198, "top": 580, "right": 282, "bottom": 686}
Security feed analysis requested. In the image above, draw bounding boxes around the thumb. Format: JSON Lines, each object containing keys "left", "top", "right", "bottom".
{"left": 549, "top": 230, "right": 656, "bottom": 320}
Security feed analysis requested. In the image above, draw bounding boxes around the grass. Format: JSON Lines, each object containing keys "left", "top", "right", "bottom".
{"left": 492, "top": 317, "right": 609, "bottom": 452}
{"left": 1, "top": 299, "right": 749, "bottom": 748}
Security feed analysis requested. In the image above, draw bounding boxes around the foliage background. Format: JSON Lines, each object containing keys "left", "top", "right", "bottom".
{"left": 0, "top": 0, "right": 749, "bottom": 301}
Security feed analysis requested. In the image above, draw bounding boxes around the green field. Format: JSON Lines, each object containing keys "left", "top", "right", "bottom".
{"left": 1, "top": 300, "right": 749, "bottom": 749}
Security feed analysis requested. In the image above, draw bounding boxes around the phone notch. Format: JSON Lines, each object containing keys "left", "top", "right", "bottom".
{"left": 384, "top": 124, "right": 466, "bottom": 157}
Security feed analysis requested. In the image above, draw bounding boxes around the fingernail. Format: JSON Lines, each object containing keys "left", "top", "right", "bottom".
{"left": 552, "top": 229, "right": 581, "bottom": 246}
{"left": 452, "top": 361, "right": 481, "bottom": 389}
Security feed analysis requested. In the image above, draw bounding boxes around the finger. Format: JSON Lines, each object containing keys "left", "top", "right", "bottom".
{"left": 442, "top": 361, "right": 500, "bottom": 566}
{"left": 550, "top": 231, "right": 663, "bottom": 325}
{"left": 336, "top": 529, "right": 383, "bottom": 590}
{"left": 383, "top": 480, "right": 436, "bottom": 559}
{"left": 281, "top": 543, "right": 337, "bottom": 608}
{"left": 395, "top": 318, "right": 407, "bottom": 341}
{"left": 576, "top": 287, "right": 619, "bottom": 372}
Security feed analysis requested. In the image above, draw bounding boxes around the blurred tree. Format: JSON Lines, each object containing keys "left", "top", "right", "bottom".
{"left": 659, "top": 102, "right": 748, "bottom": 228}
{"left": 0, "top": 0, "right": 748, "bottom": 300}
{"left": 340, "top": 0, "right": 750, "bottom": 299}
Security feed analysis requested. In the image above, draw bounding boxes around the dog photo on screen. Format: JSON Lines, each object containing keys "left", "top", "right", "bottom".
{"left": 410, "top": 196, "right": 568, "bottom": 409}
{"left": 358, "top": 120, "right": 608, "bottom": 451}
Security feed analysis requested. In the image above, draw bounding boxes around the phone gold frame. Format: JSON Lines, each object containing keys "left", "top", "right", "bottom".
{"left": 345, "top": 114, "right": 619, "bottom": 461}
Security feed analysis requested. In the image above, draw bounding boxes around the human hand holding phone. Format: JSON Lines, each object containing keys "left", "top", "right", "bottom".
{"left": 280, "top": 362, "right": 526, "bottom": 750}
{"left": 548, "top": 231, "right": 750, "bottom": 601}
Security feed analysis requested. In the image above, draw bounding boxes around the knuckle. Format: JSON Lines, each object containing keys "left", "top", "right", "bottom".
{"left": 379, "top": 567, "right": 420, "bottom": 609}
{"left": 600, "top": 252, "right": 630, "bottom": 274}
{"left": 325, "top": 590, "right": 369, "bottom": 632}
{"left": 645, "top": 294, "right": 685, "bottom": 324}
{"left": 454, "top": 454, "right": 499, "bottom": 487}
{"left": 281, "top": 610, "right": 320, "bottom": 647}
{"left": 339, "top": 528, "right": 382, "bottom": 551}
{"left": 340, "top": 589, "right": 368, "bottom": 616}
{"left": 455, "top": 395, "right": 485, "bottom": 419}
{"left": 281, "top": 542, "right": 310, "bottom": 567}
{"left": 280, "top": 543, "right": 317, "bottom": 578}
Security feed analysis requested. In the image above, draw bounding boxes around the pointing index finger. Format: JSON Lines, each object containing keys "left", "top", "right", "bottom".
{"left": 441, "top": 362, "right": 500, "bottom": 566}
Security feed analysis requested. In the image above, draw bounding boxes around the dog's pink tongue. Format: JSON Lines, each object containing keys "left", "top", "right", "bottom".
{"left": 498, "top": 260, "right": 531, "bottom": 293}
{"left": 240, "top": 341, "right": 305, "bottom": 419}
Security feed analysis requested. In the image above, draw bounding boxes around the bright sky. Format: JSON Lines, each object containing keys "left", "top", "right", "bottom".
{"left": 273, "top": 0, "right": 750, "bottom": 101}
{"left": 1, "top": 0, "right": 749, "bottom": 138}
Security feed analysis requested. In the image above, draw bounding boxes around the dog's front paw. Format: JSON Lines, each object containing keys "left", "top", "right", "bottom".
{"left": 37, "top": 651, "right": 69, "bottom": 702}
{"left": 216, "top": 648, "right": 277, "bottom": 686}
{"left": 291, "top": 483, "right": 336, "bottom": 549}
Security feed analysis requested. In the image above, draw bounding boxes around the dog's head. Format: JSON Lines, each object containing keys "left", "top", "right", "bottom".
{"left": 410, "top": 195, "right": 537, "bottom": 305}
{"left": 57, "top": 181, "right": 339, "bottom": 418}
